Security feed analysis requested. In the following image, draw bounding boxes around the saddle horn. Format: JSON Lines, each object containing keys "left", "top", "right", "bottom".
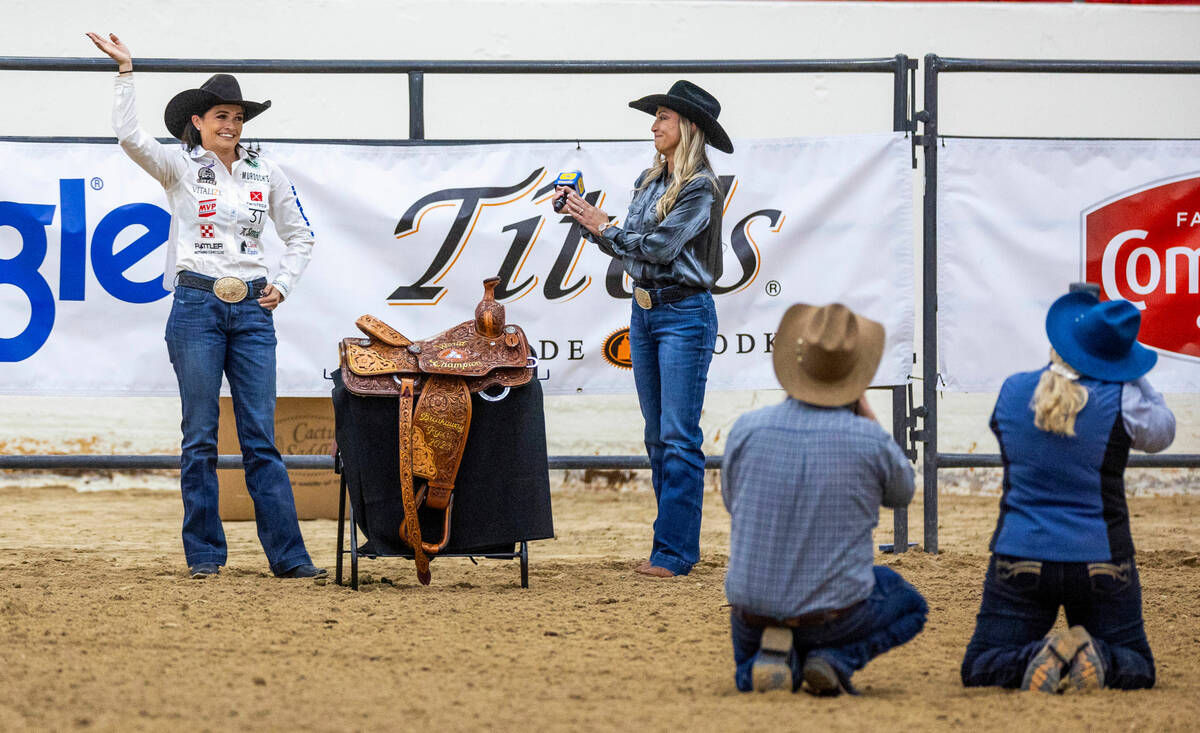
{"left": 475, "top": 277, "right": 505, "bottom": 339}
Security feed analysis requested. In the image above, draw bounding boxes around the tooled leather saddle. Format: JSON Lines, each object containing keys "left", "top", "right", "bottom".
{"left": 337, "top": 277, "right": 534, "bottom": 584}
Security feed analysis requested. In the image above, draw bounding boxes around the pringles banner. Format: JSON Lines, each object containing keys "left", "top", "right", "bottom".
{"left": 0, "top": 134, "right": 914, "bottom": 396}
{"left": 939, "top": 138, "right": 1200, "bottom": 392}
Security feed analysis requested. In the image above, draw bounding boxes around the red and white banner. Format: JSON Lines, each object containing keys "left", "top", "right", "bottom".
{"left": 0, "top": 134, "right": 913, "bottom": 396}
{"left": 939, "top": 138, "right": 1200, "bottom": 392}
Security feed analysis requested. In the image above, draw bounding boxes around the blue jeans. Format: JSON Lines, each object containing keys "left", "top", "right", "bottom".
{"left": 165, "top": 278, "right": 312, "bottom": 575}
{"left": 961, "top": 554, "right": 1155, "bottom": 689}
{"left": 731, "top": 566, "right": 928, "bottom": 692}
{"left": 629, "top": 292, "right": 717, "bottom": 576}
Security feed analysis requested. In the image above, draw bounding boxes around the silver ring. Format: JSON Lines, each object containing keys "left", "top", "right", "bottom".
{"left": 478, "top": 386, "right": 510, "bottom": 403}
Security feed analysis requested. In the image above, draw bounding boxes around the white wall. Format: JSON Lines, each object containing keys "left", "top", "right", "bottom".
{"left": 4, "top": 0, "right": 1200, "bottom": 467}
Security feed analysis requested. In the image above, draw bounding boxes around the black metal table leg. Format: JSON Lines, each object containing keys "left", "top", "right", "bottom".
{"left": 335, "top": 470, "right": 347, "bottom": 586}
{"left": 349, "top": 499, "right": 360, "bottom": 590}
{"left": 519, "top": 541, "right": 529, "bottom": 588}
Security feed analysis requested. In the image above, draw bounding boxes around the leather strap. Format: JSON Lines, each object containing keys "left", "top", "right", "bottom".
{"left": 733, "top": 600, "right": 865, "bottom": 629}
{"left": 397, "top": 377, "right": 430, "bottom": 585}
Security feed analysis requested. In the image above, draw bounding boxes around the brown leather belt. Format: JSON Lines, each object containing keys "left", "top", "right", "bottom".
{"left": 733, "top": 600, "right": 865, "bottom": 629}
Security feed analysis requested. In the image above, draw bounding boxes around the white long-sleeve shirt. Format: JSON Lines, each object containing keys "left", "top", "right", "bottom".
{"left": 111, "top": 74, "right": 314, "bottom": 298}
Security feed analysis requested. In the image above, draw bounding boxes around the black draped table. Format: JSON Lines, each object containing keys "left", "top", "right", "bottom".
{"left": 332, "top": 369, "right": 554, "bottom": 586}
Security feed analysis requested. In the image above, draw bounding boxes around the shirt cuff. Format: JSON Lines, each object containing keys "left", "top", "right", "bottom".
{"left": 271, "top": 279, "right": 291, "bottom": 300}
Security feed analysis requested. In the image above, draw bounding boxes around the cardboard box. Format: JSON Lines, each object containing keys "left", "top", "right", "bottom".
{"left": 217, "top": 397, "right": 341, "bottom": 520}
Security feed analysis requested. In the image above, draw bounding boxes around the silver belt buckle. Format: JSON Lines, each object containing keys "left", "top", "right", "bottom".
{"left": 633, "top": 287, "right": 653, "bottom": 310}
{"left": 213, "top": 276, "right": 249, "bottom": 303}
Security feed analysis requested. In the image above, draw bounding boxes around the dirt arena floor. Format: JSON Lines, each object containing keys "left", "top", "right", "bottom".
{"left": 0, "top": 482, "right": 1198, "bottom": 732}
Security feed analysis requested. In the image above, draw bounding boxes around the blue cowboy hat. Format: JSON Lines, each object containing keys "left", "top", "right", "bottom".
{"left": 1045, "top": 292, "right": 1156, "bottom": 382}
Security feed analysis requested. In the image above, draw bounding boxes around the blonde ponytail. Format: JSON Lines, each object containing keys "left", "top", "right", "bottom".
{"left": 1032, "top": 349, "right": 1089, "bottom": 436}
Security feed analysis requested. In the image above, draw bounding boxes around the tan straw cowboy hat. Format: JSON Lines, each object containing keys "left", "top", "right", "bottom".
{"left": 772, "top": 303, "right": 885, "bottom": 407}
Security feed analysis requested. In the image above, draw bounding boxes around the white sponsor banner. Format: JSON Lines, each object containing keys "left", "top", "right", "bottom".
{"left": 0, "top": 133, "right": 913, "bottom": 396}
{"left": 939, "top": 138, "right": 1200, "bottom": 392}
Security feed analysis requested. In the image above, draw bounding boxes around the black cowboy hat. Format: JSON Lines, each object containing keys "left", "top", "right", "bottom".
{"left": 163, "top": 74, "right": 271, "bottom": 140}
{"left": 629, "top": 80, "right": 733, "bottom": 154}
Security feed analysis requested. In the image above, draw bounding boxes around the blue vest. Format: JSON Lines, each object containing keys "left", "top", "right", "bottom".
{"left": 989, "top": 368, "right": 1133, "bottom": 562}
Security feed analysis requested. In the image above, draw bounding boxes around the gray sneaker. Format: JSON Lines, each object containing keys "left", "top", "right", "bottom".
{"left": 751, "top": 626, "right": 793, "bottom": 692}
{"left": 1065, "top": 626, "right": 1106, "bottom": 691}
{"left": 1021, "top": 629, "right": 1075, "bottom": 693}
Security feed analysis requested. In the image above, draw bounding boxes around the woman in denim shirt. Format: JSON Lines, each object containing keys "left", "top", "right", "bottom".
{"left": 558, "top": 80, "right": 729, "bottom": 577}
{"left": 961, "top": 291, "right": 1175, "bottom": 692}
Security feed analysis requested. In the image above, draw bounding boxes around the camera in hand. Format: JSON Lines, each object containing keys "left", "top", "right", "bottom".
{"left": 553, "top": 170, "right": 585, "bottom": 212}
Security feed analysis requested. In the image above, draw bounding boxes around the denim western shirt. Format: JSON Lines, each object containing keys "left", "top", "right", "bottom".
{"left": 584, "top": 170, "right": 717, "bottom": 289}
{"left": 989, "top": 371, "right": 1175, "bottom": 562}
{"left": 722, "top": 398, "right": 915, "bottom": 619}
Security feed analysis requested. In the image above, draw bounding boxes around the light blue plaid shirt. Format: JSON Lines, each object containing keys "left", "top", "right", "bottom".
{"left": 722, "top": 398, "right": 914, "bottom": 618}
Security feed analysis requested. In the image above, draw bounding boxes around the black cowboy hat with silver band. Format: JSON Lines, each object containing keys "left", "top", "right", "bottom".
{"left": 163, "top": 74, "right": 271, "bottom": 140}
{"left": 628, "top": 80, "right": 733, "bottom": 154}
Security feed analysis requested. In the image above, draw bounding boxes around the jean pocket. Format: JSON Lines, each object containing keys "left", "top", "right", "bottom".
{"left": 173, "top": 286, "right": 207, "bottom": 305}
{"left": 665, "top": 294, "right": 708, "bottom": 313}
{"left": 995, "top": 557, "right": 1042, "bottom": 593}
{"left": 1088, "top": 560, "right": 1132, "bottom": 596}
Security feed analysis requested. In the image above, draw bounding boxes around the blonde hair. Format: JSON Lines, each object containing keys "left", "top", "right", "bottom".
{"left": 638, "top": 112, "right": 719, "bottom": 221}
{"left": 1032, "top": 349, "right": 1089, "bottom": 436}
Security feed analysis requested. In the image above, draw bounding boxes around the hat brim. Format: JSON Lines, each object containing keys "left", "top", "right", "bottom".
{"left": 629, "top": 94, "right": 733, "bottom": 154}
{"left": 771, "top": 304, "right": 886, "bottom": 406}
{"left": 1045, "top": 292, "right": 1158, "bottom": 382}
{"left": 164, "top": 88, "right": 271, "bottom": 140}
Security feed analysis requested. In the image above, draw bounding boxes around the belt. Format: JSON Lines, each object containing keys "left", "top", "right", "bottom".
{"left": 176, "top": 272, "right": 267, "bottom": 303}
{"left": 733, "top": 600, "right": 865, "bottom": 629}
{"left": 631, "top": 282, "right": 705, "bottom": 310}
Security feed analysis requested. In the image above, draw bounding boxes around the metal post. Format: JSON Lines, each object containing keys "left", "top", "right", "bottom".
{"left": 891, "top": 385, "right": 909, "bottom": 552}
{"left": 888, "top": 55, "right": 913, "bottom": 553}
{"left": 891, "top": 54, "right": 910, "bottom": 133}
{"left": 921, "top": 55, "right": 940, "bottom": 554}
{"left": 408, "top": 70, "right": 425, "bottom": 140}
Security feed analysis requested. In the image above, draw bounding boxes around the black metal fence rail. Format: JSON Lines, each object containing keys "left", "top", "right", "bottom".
{"left": 919, "top": 54, "right": 1200, "bottom": 553}
{"left": 1, "top": 54, "right": 921, "bottom": 550}
{"left": 0, "top": 55, "right": 914, "bottom": 140}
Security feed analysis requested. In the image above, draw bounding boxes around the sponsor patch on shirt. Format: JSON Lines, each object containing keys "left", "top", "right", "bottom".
{"left": 241, "top": 170, "right": 270, "bottom": 183}
{"left": 200, "top": 224, "right": 215, "bottom": 239}
{"left": 191, "top": 184, "right": 219, "bottom": 196}
{"left": 194, "top": 241, "right": 224, "bottom": 254}
{"left": 239, "top": 239, "right": 261, "bottom": 256}
{"left": 239, "top": 226, "right": 262, "bottom": 239}
{"left": 247, "top": 189, "right": 267, "bottom": 212}
{"left": 197, "top": 165, "right": 217, "bottom": 184}
{"left": 198, "top": 199, "right": 217, "bottom": 218}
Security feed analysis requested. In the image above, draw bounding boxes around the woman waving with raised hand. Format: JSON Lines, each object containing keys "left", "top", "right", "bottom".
{"left": 86, "top": 31, "right": 324, "bottom": 580}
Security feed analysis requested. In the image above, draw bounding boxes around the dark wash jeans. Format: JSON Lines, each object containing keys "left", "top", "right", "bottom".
{"left": 731, "top": 566, "right": 929, "bottom": 692}
{"left": 165, "top": 281, "right": 312, "bottom": 575}
{"left": 961, "top": 554, "right": 1155, "bottom": 689}
{"left": 628, "top": 292, "right": 717, "bottom": 576}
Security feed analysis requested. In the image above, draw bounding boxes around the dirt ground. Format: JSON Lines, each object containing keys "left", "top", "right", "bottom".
{"left": 0, "top": 484, "right": 1198, "bottom": 732}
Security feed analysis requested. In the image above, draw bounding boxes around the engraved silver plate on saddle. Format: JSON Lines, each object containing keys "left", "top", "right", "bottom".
{"left": 633, "top": 287, "right": 653, "bottom": 310}
{"left": 213, "top": 276, "right": 249, "bottom": 303}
